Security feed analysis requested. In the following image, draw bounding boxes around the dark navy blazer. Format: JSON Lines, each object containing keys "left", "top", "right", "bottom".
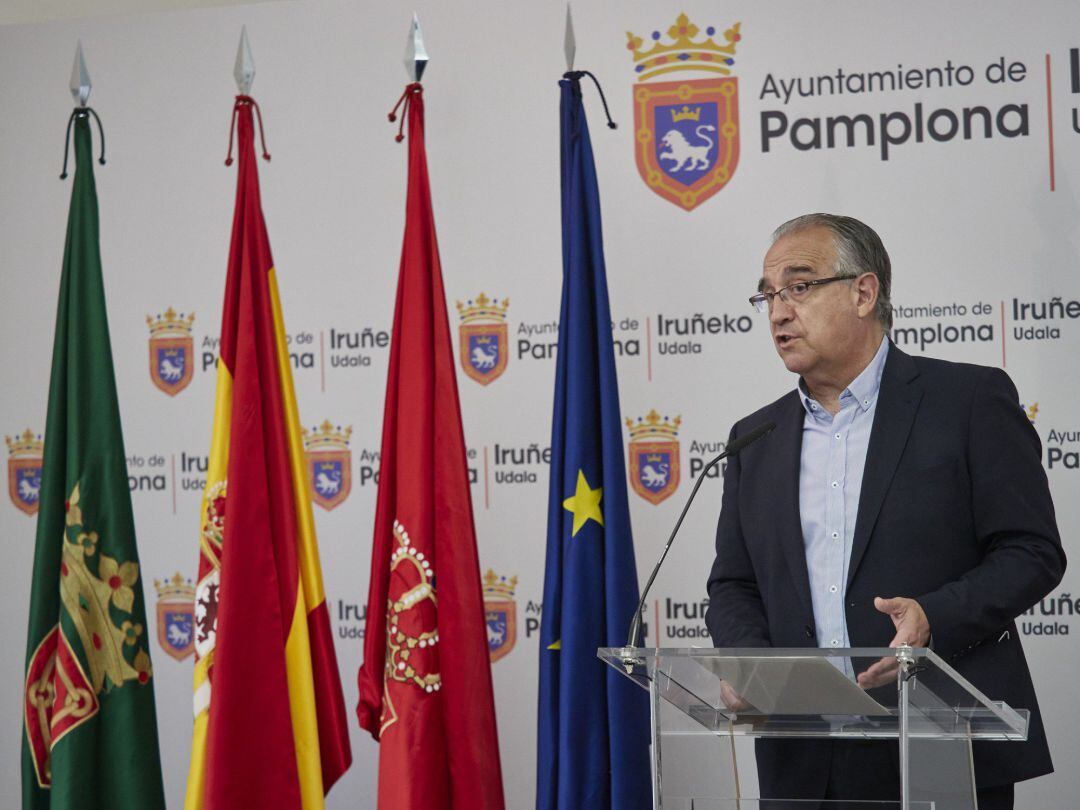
{"left": 705, "top": 343, "right": 1066, "bottom": 795}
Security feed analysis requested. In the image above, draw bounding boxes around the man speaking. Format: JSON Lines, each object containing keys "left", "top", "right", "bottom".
{"left": 705, "top": 214, "right": 1065, "bottom": 809}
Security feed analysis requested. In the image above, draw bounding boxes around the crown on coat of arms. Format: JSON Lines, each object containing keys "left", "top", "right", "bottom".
{"left": 146, "top": 307, "right": 195, "bottom": 337}
{"left": 671, "top": 105, "right": 702, "bottom": 122}
{"left": 482, "top": 569, "right": 518, "bottom": 600}
{"left": 154, "top": 572, "right": 196, "bottom": 603}
{"left": 627, "top": 14, "right": 741, "bottom": 82}
{"left": 626, "top": 409, "right": 682, "bottom": 440}
{"left": 6, "top": 429, "right": 43, "bottom": 458}
{"left": 302, "top": 421, "right": 352, "bottom": 452}
{"left": 456, "top": 293, "right": 509, "bottom": 324}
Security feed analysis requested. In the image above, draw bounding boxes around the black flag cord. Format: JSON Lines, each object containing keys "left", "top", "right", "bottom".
{"left": 60, "top": 107, "right": 106, "bottom": 180}
{"left": 563, "top": 70, "right": 618, "bottom": 129}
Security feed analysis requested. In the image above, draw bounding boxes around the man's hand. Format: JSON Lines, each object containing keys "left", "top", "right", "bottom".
{"left": 855, "top": 596, "right": 931, "bottom": 690}
{"left": 719, "top": 680, "right": 756, "bottom": 713}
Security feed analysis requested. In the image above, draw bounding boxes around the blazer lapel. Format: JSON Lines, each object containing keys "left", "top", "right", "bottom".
{"left": 770, "top": 392, "right": 815, "bottom": 621}
{"left": 847, "top": 345, "right": 923, "bottom": 589}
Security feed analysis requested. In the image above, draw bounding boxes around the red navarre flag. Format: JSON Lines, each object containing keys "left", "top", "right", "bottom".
{"left": 356, "top": 82, "right": 505, "bottom": 810}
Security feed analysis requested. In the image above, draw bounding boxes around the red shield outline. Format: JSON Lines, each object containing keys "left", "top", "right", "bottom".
{"left": 9, "top": 456, "right": 42, "bottom": 516}
{"left": 308, "top": 450, "right": 352, "bottom": 511}
{"left": 633, "top": 77, "right": 740, "bottom": 211}
{"left": 24, "top": 626, "right": 100, "bottom": 788}
{"left": 149, "top": 335, "right": 194, "bottom": 396}
{"left": 484, "top": 599, "right": 516, "bottom": 662}
{"left": 628, "top": 439, "right": 681, "bottom": 505}
{"left": 459, "top": 323, "right": 508, "bottom": 385}
{"left": 156, "top": 600, "right": 196, "bottom": 662}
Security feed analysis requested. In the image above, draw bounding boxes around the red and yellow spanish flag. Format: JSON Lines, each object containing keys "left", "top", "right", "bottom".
{"left": 185, "top": 95, "right": 352, "bottom": 809}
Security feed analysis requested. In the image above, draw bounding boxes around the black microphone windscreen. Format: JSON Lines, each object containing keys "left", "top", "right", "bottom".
{"left": 724, "top": 421, "right": 776, "bottom": 456}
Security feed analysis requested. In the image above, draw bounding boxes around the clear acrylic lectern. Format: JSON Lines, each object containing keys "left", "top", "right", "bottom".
{"left": 598, "top": 646, "right": 1029, "bottom": 809}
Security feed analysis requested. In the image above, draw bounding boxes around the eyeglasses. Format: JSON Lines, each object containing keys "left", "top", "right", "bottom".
{"left": 748, "top": 275, "right": 854, "bottom": 313}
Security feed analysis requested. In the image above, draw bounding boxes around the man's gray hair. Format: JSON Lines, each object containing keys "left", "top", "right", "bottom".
{"left": 771, "top": 213, "right": 893, "bottom": 331}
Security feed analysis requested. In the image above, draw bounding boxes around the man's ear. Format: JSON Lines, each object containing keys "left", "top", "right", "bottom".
{"left": 855, "top": 272, "right": 879, "bottom": 319}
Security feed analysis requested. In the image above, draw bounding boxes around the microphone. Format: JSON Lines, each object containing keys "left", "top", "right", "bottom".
{"left": 622, "top": 421, "right": 776, "bottom": 666}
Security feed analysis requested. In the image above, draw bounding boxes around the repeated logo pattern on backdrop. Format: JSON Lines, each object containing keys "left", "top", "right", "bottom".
{"left": 628, "top": 14, "right": 742, "bottom": 211}
{"left": 626, "top": 412, "right": 682, "bottom": 507}
{"left": 6, "top": 429, "right": 43, "bottom": 516}
{"left": 154, "top": 572, "right": 196, "bottom": 662}
{"left": 457, "top": 293, "right": 510, "bottom": 385}
{"left": 303, "top": 421, "right": 353, "bottom": 511}
{"left": 626, "top": 410, "right": 682, "bottom": 504}
{"left": 483, "top": 570, "right": 518, "bottom": 662}
{"left": 146, "top": 308, "right": 195, "bottom": 396}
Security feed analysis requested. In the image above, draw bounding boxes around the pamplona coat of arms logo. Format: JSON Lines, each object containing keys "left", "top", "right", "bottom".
{"left": 6, "top": 428, "right": 43, "bottom": 516}
{"left": 147, "top": 308, "right": 195, "bottom": 396}
{"left": 626, "top": 410, "right": 681, "bottom": 505}
{"left": 303, "top": 421, "right": 352, "bottom": 511}
{"left": 456, "top": 293, "right": 509, "bottom": 385}
{"left": 483, "top": 569, "right": 518, "bottom": 662}
{"left": 627, "top": 14, "right": 742, "bottom": 211}
{"left": 154, "top": 572, "right": 196, "bottom": 662}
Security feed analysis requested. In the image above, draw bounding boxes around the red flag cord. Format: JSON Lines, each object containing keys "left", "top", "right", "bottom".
{"left": 224, "top": 94, "right": 272, "bottom": 166}
{"left": 387, "top": 82, "right": 422, "bottom": 143}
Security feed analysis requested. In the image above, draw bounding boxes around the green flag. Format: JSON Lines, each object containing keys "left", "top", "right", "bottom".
{"left": 22, "top": 113, "right": 165, "bottom": 810}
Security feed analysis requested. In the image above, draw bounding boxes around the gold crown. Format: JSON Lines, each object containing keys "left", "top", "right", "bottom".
{"left": 302, "top": 420, "right": 352, "bottom": 452}
{"left": 627, "top": 14, "right": 740, "bottom": 82}
{"left": 456, "top": 293, "right": 509, "bottom": 324}
{"left": 154, "top": 572, "right": 196, "bottom": 603}
{"left": 6, "top": 428, "right": 43, "bottom": 457}
{"left": 1025, "top": 403, "right": 1038, "bottom": 422}
{"left": 146, "top": 307, "right": 195, "bottom": 337}
{"left": 671, "top": 105, "right": 702, "bottom": 122}
{"left": 626, "top": 409, "right": 682, "bottom": 440}
{"left": 482, "top": 569, "right": 518, "bottom": 600}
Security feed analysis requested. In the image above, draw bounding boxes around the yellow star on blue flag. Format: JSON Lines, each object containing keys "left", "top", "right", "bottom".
{"left": 562, "top": 470, "right": 603, "bottom": 537}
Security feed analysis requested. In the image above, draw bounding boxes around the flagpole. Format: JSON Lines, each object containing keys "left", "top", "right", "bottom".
{"left": 357, "top": 15, "right": 506, "bottom": 808}
{"left": 184, "top": 29, "right": 350, "bottom": 809}
{"left": 60, "top": 41, "right": 106, "bottom": 180}
{"left": 405, "top": 12, "right": 429, "bottom": 82}
{"left": 23, "top": 41, "right": 166, "bottom": 810}
{"left": 536, "top": 15, "right": 646, "bottom": 809}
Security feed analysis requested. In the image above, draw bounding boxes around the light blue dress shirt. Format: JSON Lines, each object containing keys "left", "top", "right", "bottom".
{"left": 798, "top": 337, "right": 889, "bottom": 676}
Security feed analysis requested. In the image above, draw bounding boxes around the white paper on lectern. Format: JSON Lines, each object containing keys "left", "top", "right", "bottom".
{"left": 703, "top": 656, "right": 891, "bottom": 716}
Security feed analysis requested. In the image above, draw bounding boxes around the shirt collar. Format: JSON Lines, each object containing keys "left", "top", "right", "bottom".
{"left": 799, "top": 336, "right": 889, "bottom": 417}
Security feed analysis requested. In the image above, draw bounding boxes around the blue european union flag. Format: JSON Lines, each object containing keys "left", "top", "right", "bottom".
{"left": 536, "top": 73, "right": 652, "bottom": 810}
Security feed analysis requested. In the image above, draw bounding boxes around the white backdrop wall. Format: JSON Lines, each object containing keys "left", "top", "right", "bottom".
{"left": 2, "top": 1, "right": 1079, "bottom": 807}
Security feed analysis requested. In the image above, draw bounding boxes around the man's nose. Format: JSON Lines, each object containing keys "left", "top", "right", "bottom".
{"left": 769, "top": 296, "right": 794, "bottom": 324}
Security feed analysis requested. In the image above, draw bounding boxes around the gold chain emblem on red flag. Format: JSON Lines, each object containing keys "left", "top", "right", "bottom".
{"left": 24, "top": 483, "right": 153, "bottom": 788}
{"left": 380, "top": 519, "right": 440, "bottom": 735}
